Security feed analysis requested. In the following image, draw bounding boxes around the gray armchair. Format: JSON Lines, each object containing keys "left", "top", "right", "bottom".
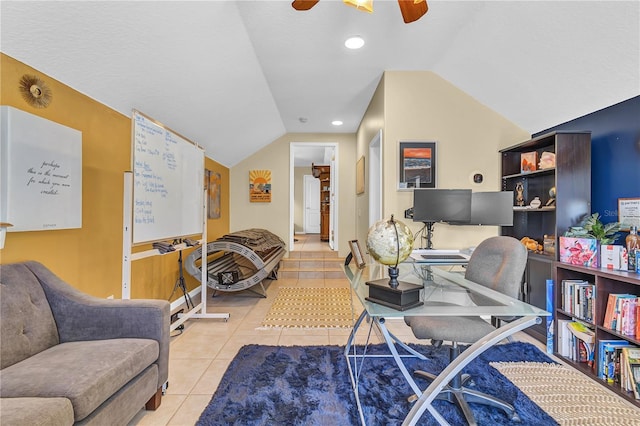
{"left": 0, "top": 261, "right": 169, "bottom": 425}
{"left": 404, "top": 236, "right": 527, "bottom": 425}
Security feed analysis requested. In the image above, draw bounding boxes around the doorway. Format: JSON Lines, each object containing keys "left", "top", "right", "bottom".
{"left": 289, "top": 143, "right": 338, "bottom": 252}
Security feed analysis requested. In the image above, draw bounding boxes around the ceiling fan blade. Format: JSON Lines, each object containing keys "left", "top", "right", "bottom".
{"left": 397, "top": 0, "right": 428, "bottom": 23}
{"left": 292, "top": 0, "right": 320, "bottom": 11}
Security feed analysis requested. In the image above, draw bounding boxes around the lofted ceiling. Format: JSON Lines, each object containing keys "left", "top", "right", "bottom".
{"left": 1, "top": 1, "right": 638, "bottom": 167}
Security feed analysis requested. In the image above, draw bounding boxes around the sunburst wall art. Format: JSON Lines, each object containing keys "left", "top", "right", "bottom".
{"left": 249, "top": 169, "right": 271, "bottom": 203}
{"left": 19, "top": 74, "right": 53, "bottom": 108}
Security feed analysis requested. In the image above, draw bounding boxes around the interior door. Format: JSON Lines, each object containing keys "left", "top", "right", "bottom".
{"left": 304, "top": 175, "right": 320, "bottom": 234}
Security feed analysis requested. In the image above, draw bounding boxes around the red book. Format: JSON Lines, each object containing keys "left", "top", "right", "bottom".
{"left": 636, "top": 305, "right": 640, "bottom": 338}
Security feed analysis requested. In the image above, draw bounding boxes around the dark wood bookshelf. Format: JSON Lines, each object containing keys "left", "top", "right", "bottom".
{"left": 500, "top": 131, "right": 591, "bottom": 343}
{"left": 554, "top": 261, "right": 640, "bottom": 407}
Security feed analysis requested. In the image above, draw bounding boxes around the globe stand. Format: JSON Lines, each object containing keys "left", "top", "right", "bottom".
{"left": 366, "top": 266, "right": 423, "bottom": 311}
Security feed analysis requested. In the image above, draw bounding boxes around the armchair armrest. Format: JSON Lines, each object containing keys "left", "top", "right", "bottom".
{"left": 24, "top": 261, "right": 170, "bottom": 387}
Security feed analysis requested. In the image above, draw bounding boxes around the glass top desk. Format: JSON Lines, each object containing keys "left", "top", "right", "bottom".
{"left": 343, "top": 261, "right": 550, "bottom": 426}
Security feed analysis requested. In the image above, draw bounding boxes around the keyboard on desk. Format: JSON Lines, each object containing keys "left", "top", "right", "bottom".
{"left": 421, "top": 254, "right": 467, "bottom": 260}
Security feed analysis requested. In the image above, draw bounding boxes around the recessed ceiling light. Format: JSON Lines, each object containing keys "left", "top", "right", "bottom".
{"left": 332, "top": 120, "right": 343, "bottom": 126}
{"left": 344, "top": 36, "right": 364, "bottom": 50}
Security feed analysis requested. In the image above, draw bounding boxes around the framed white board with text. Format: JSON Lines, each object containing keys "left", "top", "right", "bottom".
{"left": 0, "top": 106, "right": 82, "bottom": 232}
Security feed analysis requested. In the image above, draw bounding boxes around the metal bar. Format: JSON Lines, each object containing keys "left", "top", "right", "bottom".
{"left": 402, "top": 316, "right": 541, "bottom": 426}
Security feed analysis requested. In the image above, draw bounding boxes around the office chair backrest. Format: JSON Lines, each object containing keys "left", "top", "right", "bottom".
{"left": 464, "top": 236, "right": 527, "bottom": 300}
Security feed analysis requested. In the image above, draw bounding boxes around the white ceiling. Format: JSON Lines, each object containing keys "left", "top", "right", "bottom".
{"left": 1, "top": 1, "right": 638, "bottom": 167}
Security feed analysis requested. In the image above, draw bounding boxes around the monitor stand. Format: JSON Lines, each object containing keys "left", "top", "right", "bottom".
{"left": 423, "top": 221, "right": 435, "bottom": 249}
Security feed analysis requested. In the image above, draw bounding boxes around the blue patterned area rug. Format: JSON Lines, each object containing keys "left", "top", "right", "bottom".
{"left": 196, "top": 342, "right": 558, "bottom": 426}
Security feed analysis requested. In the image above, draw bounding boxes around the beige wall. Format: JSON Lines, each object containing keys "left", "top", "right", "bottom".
{"left": 356, "top": 71, "right": 530, "bottom": 250}
{"left": 355, "top": 74, "right": 386, "bottom": 246}
{"left": 0, "top": 53, "right": 230, "bottom": 301}
{"left": 230, "top": 133, "right": 356, "bottom": 257}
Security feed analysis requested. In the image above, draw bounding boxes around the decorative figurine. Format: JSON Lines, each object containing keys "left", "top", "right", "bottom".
{"left": 530, "top": 197, "right": 542, "bottom": 208}
{"left": 546, "top": 186, "right": 556, "bottom": 206}
{"left": 515, "top": 182, "right": 525, "bottom": 207}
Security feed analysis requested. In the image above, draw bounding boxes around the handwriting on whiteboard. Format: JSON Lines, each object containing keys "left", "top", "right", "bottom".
{"left": 25, "top": 160, "right": 73, "bottom": 195}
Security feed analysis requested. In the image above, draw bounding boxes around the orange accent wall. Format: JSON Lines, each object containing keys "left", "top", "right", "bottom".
{"left": 0, "top": 53, "right": 229, "bottom": 301}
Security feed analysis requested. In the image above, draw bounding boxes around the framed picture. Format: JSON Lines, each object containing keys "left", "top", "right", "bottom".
{"left": 398, "top": 141, "right": 436, "bottom": 190}
{"left": 348, "top": 240, "right": 366, "bottom": 269}
{"left": 618, "top": 197, "right": 640, "bottom": 231}
{"left": 206, "top": 169, "right": 221, "bottom": 219}
{"left": 356, "top": 156, "right": 365, "bottom": 195}
{"left": 520, "top": 151, "right": 538, "bottom": 173}
{"left": 249, "top": 169, "right": 271, "bottom": 202}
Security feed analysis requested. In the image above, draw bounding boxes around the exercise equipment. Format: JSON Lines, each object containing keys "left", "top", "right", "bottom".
{"left": 185, "top": 228, "right": 285, "bottom": 297}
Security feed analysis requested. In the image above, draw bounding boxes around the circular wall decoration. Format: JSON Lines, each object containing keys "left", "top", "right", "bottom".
{"left": 19, "top": 74, "right": 52, "bottom": 108}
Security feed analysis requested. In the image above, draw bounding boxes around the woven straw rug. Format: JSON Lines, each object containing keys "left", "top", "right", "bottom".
{"left": 491, "top": 361, "right": 640, "bottom": 425}
{"left": 261, "top": 287, "right": 355, "bottom": 328}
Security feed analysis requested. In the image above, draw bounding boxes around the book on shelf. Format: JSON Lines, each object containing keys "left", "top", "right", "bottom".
{"left": 619, "top": 297, "right": 638, "bottom": 336}
{"left": 566, "top": 321, "right": 595, "bottom": 365}
{"left": 598, "top": 339, "right": 631, "bottom": 381}
{"left": 567, "top": 321, "right": 595, "bottom": 343}
{"left": 557, "top": 319, "right": 572, "bottom": 358}
{"left": 620, "top": 346, "right": 640, "bottom": 399}
{"left": 561, "top": 279, "right": 595, "bottom": 322}
{"left": 603, "top": 293, "right": 638, "bottom": 331}
{"left": 557, "top": 320, "right": 594, "bottom": 365}
{"left": 546, "top": 279, "right": 554, "bottom": 354}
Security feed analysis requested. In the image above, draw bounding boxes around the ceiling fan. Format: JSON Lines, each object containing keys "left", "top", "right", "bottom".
{"left": 292, "top": 0, "right": 428, "bottom": 24}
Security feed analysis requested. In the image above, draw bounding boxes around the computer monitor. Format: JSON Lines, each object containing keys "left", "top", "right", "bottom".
{"left": 412, "top": 189, "right": 472, "bottom": 224}
{"left": 449, "top": 191, "right": 514, "bottom": 226}
{"left": 469, "top": 191, "right": 514, "bottom": 226}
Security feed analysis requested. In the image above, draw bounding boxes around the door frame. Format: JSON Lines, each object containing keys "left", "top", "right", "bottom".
{"left": 289, "top": 142, "right": 339, "bottom": 252}
{"left": 369, "top": 129, "right": 383, "bottom": 227}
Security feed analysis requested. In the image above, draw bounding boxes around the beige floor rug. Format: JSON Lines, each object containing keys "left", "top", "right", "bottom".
{"left": 261, "top": 287, "right": 356, "bottom": 328}
{"left": 491, "top": 361, "right": 640, "bottom": 425}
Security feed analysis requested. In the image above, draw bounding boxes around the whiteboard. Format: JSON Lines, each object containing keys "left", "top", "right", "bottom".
{"left": 0, "top": 106, "right": 82, "bottom": 232}
{"left": 132, "top": 110, "right": 204, "bottom": 244}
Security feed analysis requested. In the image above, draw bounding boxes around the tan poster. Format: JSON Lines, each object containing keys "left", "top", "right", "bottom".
{"left": 206, "top": 170, "right": 221, "bottom": 219}
{"left": 249, "top": 170, "right": 271, "bottom": 202}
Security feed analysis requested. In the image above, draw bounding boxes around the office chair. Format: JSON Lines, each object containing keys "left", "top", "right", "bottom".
{"left": 404, "top": 236, "right": 527, "bottom": 425}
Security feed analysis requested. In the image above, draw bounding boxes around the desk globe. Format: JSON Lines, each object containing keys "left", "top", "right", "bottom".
{"left": 365, "top": 215, "right": 423, "bottom": 311}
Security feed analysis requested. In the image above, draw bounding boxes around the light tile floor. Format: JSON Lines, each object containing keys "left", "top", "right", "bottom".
{"left": 128, "top": 234, "right": 561, "bottom": 425}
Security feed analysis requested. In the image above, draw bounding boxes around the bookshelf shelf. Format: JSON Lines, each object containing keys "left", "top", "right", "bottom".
{"left": 556, "top": 308, "right": 595, "bottom": 327}
{"left": 554, "top": 261, "right": 640, "bottom": 406}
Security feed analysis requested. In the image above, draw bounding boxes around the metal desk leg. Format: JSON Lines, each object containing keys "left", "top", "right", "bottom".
{"left": 345, "top": 310, "right": 370, "bottom": 426}
{"left": 375, "top": 318, "right": 426, "bottom": 397}
{"left": 402, "top": 316, "right": 541, "bottom": 426}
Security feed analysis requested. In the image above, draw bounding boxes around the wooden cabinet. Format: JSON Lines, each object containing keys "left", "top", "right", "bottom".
{"left": 500, "top": 131, "right": 591, "bottom": 342}
{"left": 313, "top": 165, "right": 331, "bottom": 242}
{"left": 554, "top": 262, "right": 640, "bottom": 407}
